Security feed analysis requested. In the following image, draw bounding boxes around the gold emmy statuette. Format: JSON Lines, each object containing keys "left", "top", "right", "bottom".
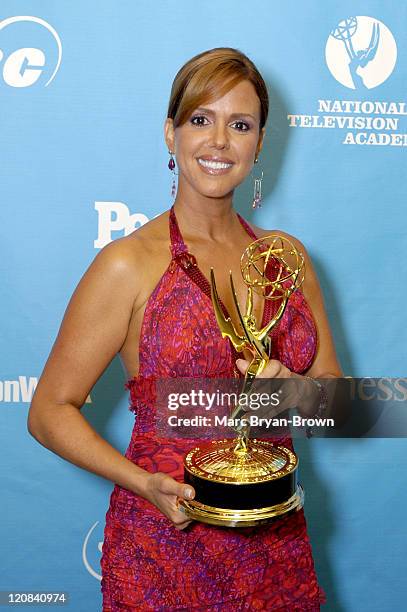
{"left": 179, "top": 235, "right": 306, "bottom": 527}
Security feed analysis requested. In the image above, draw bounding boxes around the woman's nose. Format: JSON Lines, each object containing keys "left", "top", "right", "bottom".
{"left": 208, "top": 122, "right": 230, "bottom": 149}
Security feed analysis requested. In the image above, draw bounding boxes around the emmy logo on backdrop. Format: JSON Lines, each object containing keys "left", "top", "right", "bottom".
{"left": 331, "top": 17, "right": 380, "bottom": 89}
{"left": 326, "top": 16, "right": 397, "bottom": 90}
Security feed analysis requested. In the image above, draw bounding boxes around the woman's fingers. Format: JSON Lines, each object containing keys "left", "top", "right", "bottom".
{"left": 235, "top": 358, "right": 250, "bottom": 374}
{"left": 175, "top": 521, "right": 193, "bottom": 531}
{"left": 235, "top": 358, "right": 289, "bottom": 379}
{"left": 259, "top": 359, "right": 288, "bottom": 378}
{"left": 234, "top": 358, "right": 300, "bottom": 417}
{"left": 173, "top": 511, "right": 193, "bottom": 530}
{"left": 169, "top": 497, "right": 194, "bottom": 530}
{"left": 157, "top": 473, "right": 195, "bottom": 502}
{"left": 146, "top": 472, "right": 196, "bottom": 529}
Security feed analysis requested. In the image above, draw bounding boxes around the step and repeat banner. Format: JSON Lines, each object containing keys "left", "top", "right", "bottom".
{"left": 1, "top": 2, "right": 406, "bottom": 610}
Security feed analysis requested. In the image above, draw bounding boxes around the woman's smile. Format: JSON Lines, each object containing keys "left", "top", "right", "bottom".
{"left": 197, "top": 155, "right": 235, "bottom": 175}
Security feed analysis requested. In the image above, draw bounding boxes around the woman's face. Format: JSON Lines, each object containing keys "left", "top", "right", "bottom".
{"left": 165, "top": 79, "right": 265, "bottom": 200}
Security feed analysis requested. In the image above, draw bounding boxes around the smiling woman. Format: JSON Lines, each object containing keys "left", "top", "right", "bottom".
{"left": 164, "top": 52, "right": 267, "bottom": 201}
{"left": 28, "top": 46, "right": 340, "bottom": 611}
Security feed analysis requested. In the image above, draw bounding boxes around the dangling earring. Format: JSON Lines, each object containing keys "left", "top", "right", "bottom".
{"left": 252, "top": 158, "right": 263, "bottom": 209}
{"left": 168, "top": 150, "right": 178, "bottom": 198}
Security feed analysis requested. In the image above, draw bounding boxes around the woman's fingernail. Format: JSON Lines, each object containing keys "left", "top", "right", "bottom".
{"left": 184, "top": 488, "right": 193, "bottom": 499}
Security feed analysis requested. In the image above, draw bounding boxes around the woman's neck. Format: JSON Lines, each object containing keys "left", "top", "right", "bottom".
{"left": 172, "top": 191, "right": 240, "bottom": 243}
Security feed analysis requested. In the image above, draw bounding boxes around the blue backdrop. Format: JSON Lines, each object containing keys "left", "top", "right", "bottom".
{"left": 1, "top": 2, "right": 406, "bottom": 610}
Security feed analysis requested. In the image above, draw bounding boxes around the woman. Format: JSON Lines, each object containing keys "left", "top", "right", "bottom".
{"left": 28, "top": 47, "right": 342, "bottom": 610}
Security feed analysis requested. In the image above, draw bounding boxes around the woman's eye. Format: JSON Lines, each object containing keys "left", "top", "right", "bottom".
{"left": 190, "top": 115, "right": 209, "bottom": 126}
{"left": 232, "top": 121, "right": 250, "bottom": 132}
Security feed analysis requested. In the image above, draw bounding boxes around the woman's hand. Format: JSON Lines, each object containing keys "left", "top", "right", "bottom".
{"left": 235, "top": 358, "right": 319, "bottom": 418}
{"left": 145, "top": 472, "right": 196, "bottom": 530}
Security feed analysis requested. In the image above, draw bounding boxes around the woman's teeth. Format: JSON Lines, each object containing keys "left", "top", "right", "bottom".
{"left": 198, "top": 158, "right": 233, "bottom": 169}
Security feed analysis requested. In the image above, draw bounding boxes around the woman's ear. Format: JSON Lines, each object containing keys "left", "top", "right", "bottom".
{"left": 164, "top": 117, "right": 175, "bottom": 152}
{"left": 256, "top": 127, "right": 266, "bottom": 159}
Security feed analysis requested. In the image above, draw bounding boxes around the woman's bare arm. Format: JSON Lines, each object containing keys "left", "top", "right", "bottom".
{"left": 27, "top": 237, "right": 152, "bottom": 494}
{"left": 291, "top": 237, "right": 342, "bottom": 378}
{"left": 27, "top": 235, "right": 195, "bottom": 528}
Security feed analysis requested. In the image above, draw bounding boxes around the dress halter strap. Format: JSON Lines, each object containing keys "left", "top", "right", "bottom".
{"left": 236, "top": 212, "right": 258, "bottom": 241}
{"left": 169, "top": 205, "right": 258, "bottom": 258}
{"left": 169, "top": 206, "right": 188, "bottom": 257}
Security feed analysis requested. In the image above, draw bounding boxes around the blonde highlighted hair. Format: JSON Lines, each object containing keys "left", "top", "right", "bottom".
{"left": 167, "top": 47, "right": 269, "bottom": 130}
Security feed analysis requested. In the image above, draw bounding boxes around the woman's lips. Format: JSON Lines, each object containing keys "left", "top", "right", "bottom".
{"left": 197, "top": 157, "right": 234, "bottom": 175}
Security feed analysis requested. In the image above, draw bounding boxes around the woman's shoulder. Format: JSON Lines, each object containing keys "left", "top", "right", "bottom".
{"left": 95, "top": 209, "right": 171, "bottom": 273}
{"left": 245, "top": 220, "right": 318, "bottom": 294}
{"left": 246, "top": 220, "right": 308, "bottom": 254}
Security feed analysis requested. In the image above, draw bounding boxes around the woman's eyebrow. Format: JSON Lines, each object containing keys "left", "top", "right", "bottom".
{"left": 194, "top": 107, "right": 257, "bottom": 121}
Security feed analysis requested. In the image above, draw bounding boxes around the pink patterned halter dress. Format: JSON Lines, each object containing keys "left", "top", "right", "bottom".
{"left": 100, "top": 206, "right": 326, "bottom": 611}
